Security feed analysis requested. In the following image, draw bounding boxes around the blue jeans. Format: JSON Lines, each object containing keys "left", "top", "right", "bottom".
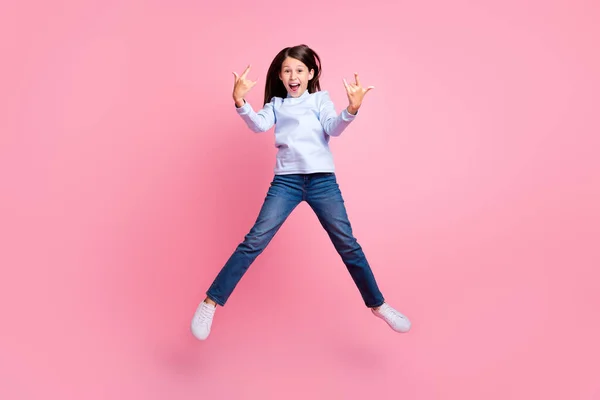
{"left": 206, "top": 173, "right": 385, "bottom": 308}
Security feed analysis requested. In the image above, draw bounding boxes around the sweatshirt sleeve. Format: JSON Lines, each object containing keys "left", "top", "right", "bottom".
{"left": 318, "top": 91, "right": 357, "bottom": 137}
{"left": 235, "top": 98, "right": 276, "bottom": 133}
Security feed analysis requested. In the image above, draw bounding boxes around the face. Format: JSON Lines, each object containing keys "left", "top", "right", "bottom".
{"left": 279, "top": 57, "right": 314, "bottom": 97}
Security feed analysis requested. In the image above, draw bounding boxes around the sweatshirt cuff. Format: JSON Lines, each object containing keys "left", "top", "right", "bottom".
{"left": 341, "top": 107, "right": 358, "bottom": 121}
{"left": 235, "top": 100, "right": 251, "bottom": 115}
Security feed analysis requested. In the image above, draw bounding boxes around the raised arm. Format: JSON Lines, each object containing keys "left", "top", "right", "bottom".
{"left": 235, "top": 100, "right": 275, "bottom": 133}
{"left": 318, "top": 91, "right": 356, "bottom": 137}
{"left": 319, "top": 73, "right": 374, "bottom": 137}
{"left": 232, "top": 65, "right": 275, "bottom": 132}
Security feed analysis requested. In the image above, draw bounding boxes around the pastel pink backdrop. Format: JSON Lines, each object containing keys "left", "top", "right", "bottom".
{"left": 1, "top": 0, "right": 599, "bottom": 399}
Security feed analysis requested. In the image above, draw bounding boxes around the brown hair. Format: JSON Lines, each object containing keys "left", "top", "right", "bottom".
{"left": 263, "top": 44, "right": 322, "bottom": 105}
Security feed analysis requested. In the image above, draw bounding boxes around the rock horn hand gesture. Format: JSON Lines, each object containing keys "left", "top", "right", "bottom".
{"left": 343, "top": 72, "right": 374, "bottom": 114}
{"left": 232, "top": 65, "right": 257, "bottom": 107}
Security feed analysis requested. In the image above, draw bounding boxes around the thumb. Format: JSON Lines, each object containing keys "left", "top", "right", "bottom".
{"left": 232, "top": 72, "right": 239, "bottom": 84}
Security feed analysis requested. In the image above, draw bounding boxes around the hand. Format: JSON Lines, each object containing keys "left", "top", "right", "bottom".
{"left": 343, "top": 73, "right": 374, "bottom": 114}
{"left": 232, "top": 65, "right": 257, "bottom": 106}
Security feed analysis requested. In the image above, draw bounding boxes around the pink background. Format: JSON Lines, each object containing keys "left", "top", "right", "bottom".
{"left": 2, "top": 0, "right": 599, "bottom": 399}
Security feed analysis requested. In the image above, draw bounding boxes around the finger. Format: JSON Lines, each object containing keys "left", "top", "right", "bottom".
{"left": 241, "top": 64, "right": 251, "bottom": 79}
{"left": 233, "top": 72, "right": 239, "bottom": 83}
{"left": 343, "top": 78, "right": 350, "bottom": 90}
{"left": 354, "top": 72, "right": 361, "bottom": 87}
{"left": 365, "top": 85, "right": 375, "bottom": 93}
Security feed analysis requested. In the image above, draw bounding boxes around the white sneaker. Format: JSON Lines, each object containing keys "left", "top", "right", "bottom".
{"left": 191, "top": 301, "right": 216, "bottom": 340}
{"left": 372, "top": 303, "right": 411, "bottom": 333}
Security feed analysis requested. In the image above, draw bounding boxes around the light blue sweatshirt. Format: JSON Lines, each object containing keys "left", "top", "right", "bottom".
{"left": 235, "top": 90, "right": 357, "bottom": 175}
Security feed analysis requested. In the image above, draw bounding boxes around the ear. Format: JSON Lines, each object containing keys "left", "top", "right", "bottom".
{"left": 309, "top": 69, "right": 314, "bottom": 80}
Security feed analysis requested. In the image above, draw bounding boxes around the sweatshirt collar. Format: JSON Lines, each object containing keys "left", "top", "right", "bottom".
{"left": 286, "top": 89, "right": 311, "bottom": 99}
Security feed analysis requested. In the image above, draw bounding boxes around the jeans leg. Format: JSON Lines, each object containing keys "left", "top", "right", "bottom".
{"left": 306, "top": 174, "right": 385, "bottom": 308}
{"left": 206, "top": 175, "right": 303, "bottom": 306}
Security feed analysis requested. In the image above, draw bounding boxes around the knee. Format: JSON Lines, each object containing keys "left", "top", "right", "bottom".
{"left": 240, "top": 231, "right": 269, "bottom": 252}
{"left": 335, "top": 235, "right": 361, "bottom": 254}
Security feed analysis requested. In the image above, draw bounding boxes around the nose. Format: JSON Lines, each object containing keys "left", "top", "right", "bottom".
{"left": 290, "top": 71, "right": 296, "bottom": 79}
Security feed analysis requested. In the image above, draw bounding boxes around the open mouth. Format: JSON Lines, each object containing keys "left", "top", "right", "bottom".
{"left": 289, "top": 83, "right": 300, "bottom": 93}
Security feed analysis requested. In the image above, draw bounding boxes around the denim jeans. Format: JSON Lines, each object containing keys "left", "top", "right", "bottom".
{"left": 206, "top": 173, "right": 385, "bottom": 308}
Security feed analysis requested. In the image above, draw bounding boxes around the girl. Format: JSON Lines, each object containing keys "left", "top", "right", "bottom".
{"left": 191, "top": 44, "right": 411, "bottom": 340}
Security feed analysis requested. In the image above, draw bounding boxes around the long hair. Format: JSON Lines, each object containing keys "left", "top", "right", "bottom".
{"left": 263, "top": 44, "right": 322, "bottom": 105}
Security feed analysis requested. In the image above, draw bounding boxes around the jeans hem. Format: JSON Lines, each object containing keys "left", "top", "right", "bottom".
{"left": 366, "top": 299, "right": 385, "bottom": 308}
{"left": 206, "top": 292, "right": 225, "bottom": 307}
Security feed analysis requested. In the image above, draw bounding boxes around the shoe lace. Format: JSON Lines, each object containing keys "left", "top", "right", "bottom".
{"left": 383, "top": 304, "right": 405, "bottom": 320}
{"left": 197, "top": 304, "right": 214, "bottom": 325}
